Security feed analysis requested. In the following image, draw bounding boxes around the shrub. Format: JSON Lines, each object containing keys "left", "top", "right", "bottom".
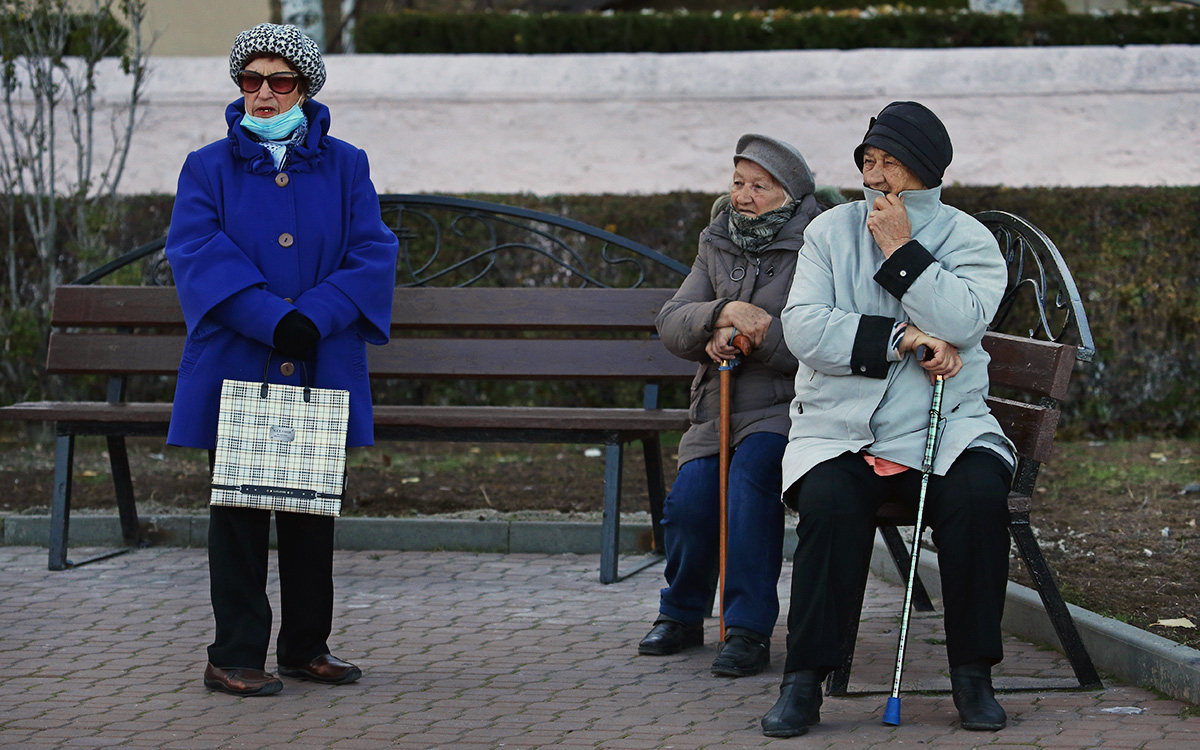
{"left": 356, "top": 8, "right": 1199, "bottom": 54}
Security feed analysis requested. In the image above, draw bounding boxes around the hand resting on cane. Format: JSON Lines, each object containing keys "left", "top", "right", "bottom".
{"left": 713, "top": 300, "right": 772, "bottom": 350}
{"left": 899, "top": 324, "right": 961, "bottom": 381}
{"left": 707, "top": 326, "right": 754, "bottom": 364}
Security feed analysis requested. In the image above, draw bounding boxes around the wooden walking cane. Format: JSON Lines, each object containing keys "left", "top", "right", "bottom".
{"left": 718, "top": 331, "right": 753, "bottom": 642}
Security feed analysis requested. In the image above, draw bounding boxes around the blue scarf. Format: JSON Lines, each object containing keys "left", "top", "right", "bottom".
{"left": 241, "top": 101, "right": 306, "bottom": 140}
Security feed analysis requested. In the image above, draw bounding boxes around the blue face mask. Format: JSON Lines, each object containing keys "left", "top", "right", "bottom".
{"left": 241, "top": 101, "right": 306, "bottom": 141}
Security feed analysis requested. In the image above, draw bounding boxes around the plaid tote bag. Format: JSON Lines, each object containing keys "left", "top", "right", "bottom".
{"left": 210, "top": 372, "right": 350, "bottom": 517}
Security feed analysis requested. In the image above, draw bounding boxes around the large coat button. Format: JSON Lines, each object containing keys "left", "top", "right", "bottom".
{"left": 275, "top": 173, "right": 289, "bottom": 187}
{"left": 280, "top": 362, "right": 295, "bottom": 377}
{"left": 278, "top": 232, "right": 294, "bottom": 247}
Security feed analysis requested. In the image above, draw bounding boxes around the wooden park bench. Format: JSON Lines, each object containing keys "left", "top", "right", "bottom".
{"left": 0, "top": 196, "right": 694, "bottom": 581}
{"left": 0, "top": 196, "right": 1103, "bottom": 692}
{"left": 825, "top": 210, "right": 1103, "bottom": 695}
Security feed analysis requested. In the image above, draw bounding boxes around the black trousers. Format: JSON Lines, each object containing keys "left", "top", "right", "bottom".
{"left": 783, "top": 449, "right": 1013, "bottom": 675}
{"left": 206, "top": 504, "right": 335, "bottom": 670}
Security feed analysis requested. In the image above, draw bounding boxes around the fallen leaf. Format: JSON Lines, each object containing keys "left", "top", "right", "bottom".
{"left": 1151, "top": 618, "right": 1196, "bottom": 629}
{"left": 1149, "top": 452, "right": 1167, "bottom": 461}
{"left": 401, "top": 477, "right": 420, "bottom": 484}
{"left": 80, "top": 470, "right": 98, "bottom": 477}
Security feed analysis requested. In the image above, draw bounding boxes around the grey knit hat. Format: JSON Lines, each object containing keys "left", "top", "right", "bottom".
{"left": 854, "top": 101, "right": 952, "bottom": 188}
{"left": 229, "top": 23, "right": 326, "bottom": 97}
{"left": 734, "top": 134, "right": 815, "bottom": 200}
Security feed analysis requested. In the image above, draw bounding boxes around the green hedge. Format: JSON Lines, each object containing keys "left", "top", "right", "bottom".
{"left": 1, "top": 187, "right": 1197, "bottom": 438}
{"left": 356, "top": 8, "right": 1198, "bottom": 54}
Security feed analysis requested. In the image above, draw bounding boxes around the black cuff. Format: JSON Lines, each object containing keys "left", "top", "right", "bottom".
{"left": 874, "top": 240, "right": 935, "bottom": 299}
{"left": 851, "top": 315, "right": 895, "bottom": 379}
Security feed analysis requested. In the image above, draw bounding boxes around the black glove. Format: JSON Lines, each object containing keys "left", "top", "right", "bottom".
{"left": 273, "top": 310, "right": 320, "bottom": 357}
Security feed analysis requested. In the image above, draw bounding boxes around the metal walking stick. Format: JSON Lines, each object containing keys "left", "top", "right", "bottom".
{"left": 717, "top": 330, "right": 752, "bottom": 642}
{"left": 882, "top": 351, "right": 946, "bottom": 727}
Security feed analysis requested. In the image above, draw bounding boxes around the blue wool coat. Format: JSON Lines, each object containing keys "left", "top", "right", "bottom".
{"left": 165, "top": 99, "right": 399, "bottom": 449}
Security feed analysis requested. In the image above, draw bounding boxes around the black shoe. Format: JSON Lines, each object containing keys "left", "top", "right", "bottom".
{"left": 761, "top": 670, "right": 823, "bottom": 738}
{"left": 637, "top": 619, "right": 704, "bottom": 655}
{"left": 951, "top": 663, "right": 1007, "bottom": 731}
{"left": 711, "top": 629, "right": 770, "bottom": 677}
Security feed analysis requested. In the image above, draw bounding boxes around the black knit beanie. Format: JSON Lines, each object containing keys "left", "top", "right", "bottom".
{"left": 853, "top": 101, "right": 952, "bottom": 189}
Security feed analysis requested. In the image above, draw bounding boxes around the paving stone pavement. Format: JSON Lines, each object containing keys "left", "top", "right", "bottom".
{"left": 1, "top": 546, "right": 1197, "bottom": 750}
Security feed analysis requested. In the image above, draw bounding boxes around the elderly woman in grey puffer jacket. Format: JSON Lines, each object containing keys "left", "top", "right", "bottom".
{"left": 636, "top": 135, "right": 827, "bottom": 678}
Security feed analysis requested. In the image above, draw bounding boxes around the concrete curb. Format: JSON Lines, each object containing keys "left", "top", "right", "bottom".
{"left": 869, "top": 536, "right": 1200, "bottom": 707}
{"left": 0, "top": 514, "right": 657, "bottom": 555}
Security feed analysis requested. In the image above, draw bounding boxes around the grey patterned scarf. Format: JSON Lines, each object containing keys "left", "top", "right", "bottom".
{"left": 727, "top": 201, "right": 800, "bottom": 255}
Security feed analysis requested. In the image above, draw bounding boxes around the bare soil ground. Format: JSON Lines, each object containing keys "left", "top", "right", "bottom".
{"left": 1, "top": 432, "right": 1197, "bottom": 649}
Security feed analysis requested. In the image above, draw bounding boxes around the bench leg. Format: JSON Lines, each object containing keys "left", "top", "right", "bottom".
{"left": 641, "top": 435, "right": 667, "bottom": 554}
{"left": 106, "top": 436, "right": 142, "bottom": 547}
{"left": 599, "top": 438, "right": 624, "bottom": 584}
{"left": 880, "top": 525, "right": 936, "bottom": 613}
{"left": 49, "top": 434, "right": 75, "bottom": 571}
{"left": 1010, "top": 519, "right": 1103, "bottom": 689}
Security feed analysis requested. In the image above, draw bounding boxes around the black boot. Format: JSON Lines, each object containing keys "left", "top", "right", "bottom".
{"left": 950, "top": 663, "right": 1007, "bottom": 731}
{"left": 760, "top": 670, "right": 823, "bottom": 738}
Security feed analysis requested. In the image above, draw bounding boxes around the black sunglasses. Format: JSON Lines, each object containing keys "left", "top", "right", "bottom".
{"left": 236, "top": 70, "right": 302, "bottom": 95}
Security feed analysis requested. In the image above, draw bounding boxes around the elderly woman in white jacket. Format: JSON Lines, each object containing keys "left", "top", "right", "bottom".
{"left": 761, "top": 102, "right": 1015, "bottom": 738}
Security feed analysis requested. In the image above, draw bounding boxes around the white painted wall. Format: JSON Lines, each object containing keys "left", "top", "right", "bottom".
{"left": 79, "top": 45, "right": 1200, "bottom": 194}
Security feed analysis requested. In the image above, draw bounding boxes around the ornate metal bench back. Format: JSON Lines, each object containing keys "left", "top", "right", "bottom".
{"left": 73, "top": 195, "right": 691, "bottom": 291}
{"left": 977, "top": 210, "right": 1095, "bottom": 363}
{"left": 381, "top": 194, "right": 689, "bottom": 288}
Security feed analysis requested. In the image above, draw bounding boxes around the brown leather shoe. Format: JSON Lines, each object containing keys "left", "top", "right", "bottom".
{"left": 203, "top": 663, "right": 283, "bottom": 696}
{"left": 278, "top": 654, "right": 362, "bottom": 685}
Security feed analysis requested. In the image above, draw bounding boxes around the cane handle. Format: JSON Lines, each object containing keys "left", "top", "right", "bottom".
{"left": 732, "top": 333, "right": 752, "bottom": 357}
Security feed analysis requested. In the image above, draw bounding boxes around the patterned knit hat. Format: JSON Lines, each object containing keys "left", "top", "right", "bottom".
{"left": 229, "top": 23, "right": 326, "bottom": 97}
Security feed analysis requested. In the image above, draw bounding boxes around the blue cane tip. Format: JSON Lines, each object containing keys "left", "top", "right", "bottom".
{"left": 882, "top": 697, "right": 902, "bottom": 725}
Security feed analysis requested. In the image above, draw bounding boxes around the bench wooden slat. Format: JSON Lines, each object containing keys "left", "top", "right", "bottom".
{"left": 985, "top": 395, "right": 1060, "bottom": 465}
{"left": 391, "top": 287, "right": 676, "bottom": 330}
{"left": 50, "top": 286, "right": 680, "bottom": 332}
{"left": 982, "top": 332, "right": 1075, "bottom": 401}
{"left": 52, "top": 285, "right": 184, "bottom": 327}
{"left": 46, "top": 333, "right": 185, "bottom": 375}
{"left": 0, "top": 401, "right": 173, "bottom": 424}
{"left": 0, "top": 401, "right": 691, "bottom": 436}
{"left": 369, "top": 337, "right": 696, "bottom": 380}
{"left": 46, "top": 332, "right": 697, "bottom": 381}
{"left": 373, "top": 405, "right": 690, "bottom": 433}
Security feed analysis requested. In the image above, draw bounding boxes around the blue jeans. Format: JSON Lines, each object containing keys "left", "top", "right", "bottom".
{"left": 657, "top": 431, "right": 787, "bottom": 637}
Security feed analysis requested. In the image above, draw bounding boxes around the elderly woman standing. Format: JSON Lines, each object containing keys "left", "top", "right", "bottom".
{"left": 637, "top": 135, "right": 826, "bottom": 677}
{"left": 164, "top": 24, "right": 399, "bottom": 696}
